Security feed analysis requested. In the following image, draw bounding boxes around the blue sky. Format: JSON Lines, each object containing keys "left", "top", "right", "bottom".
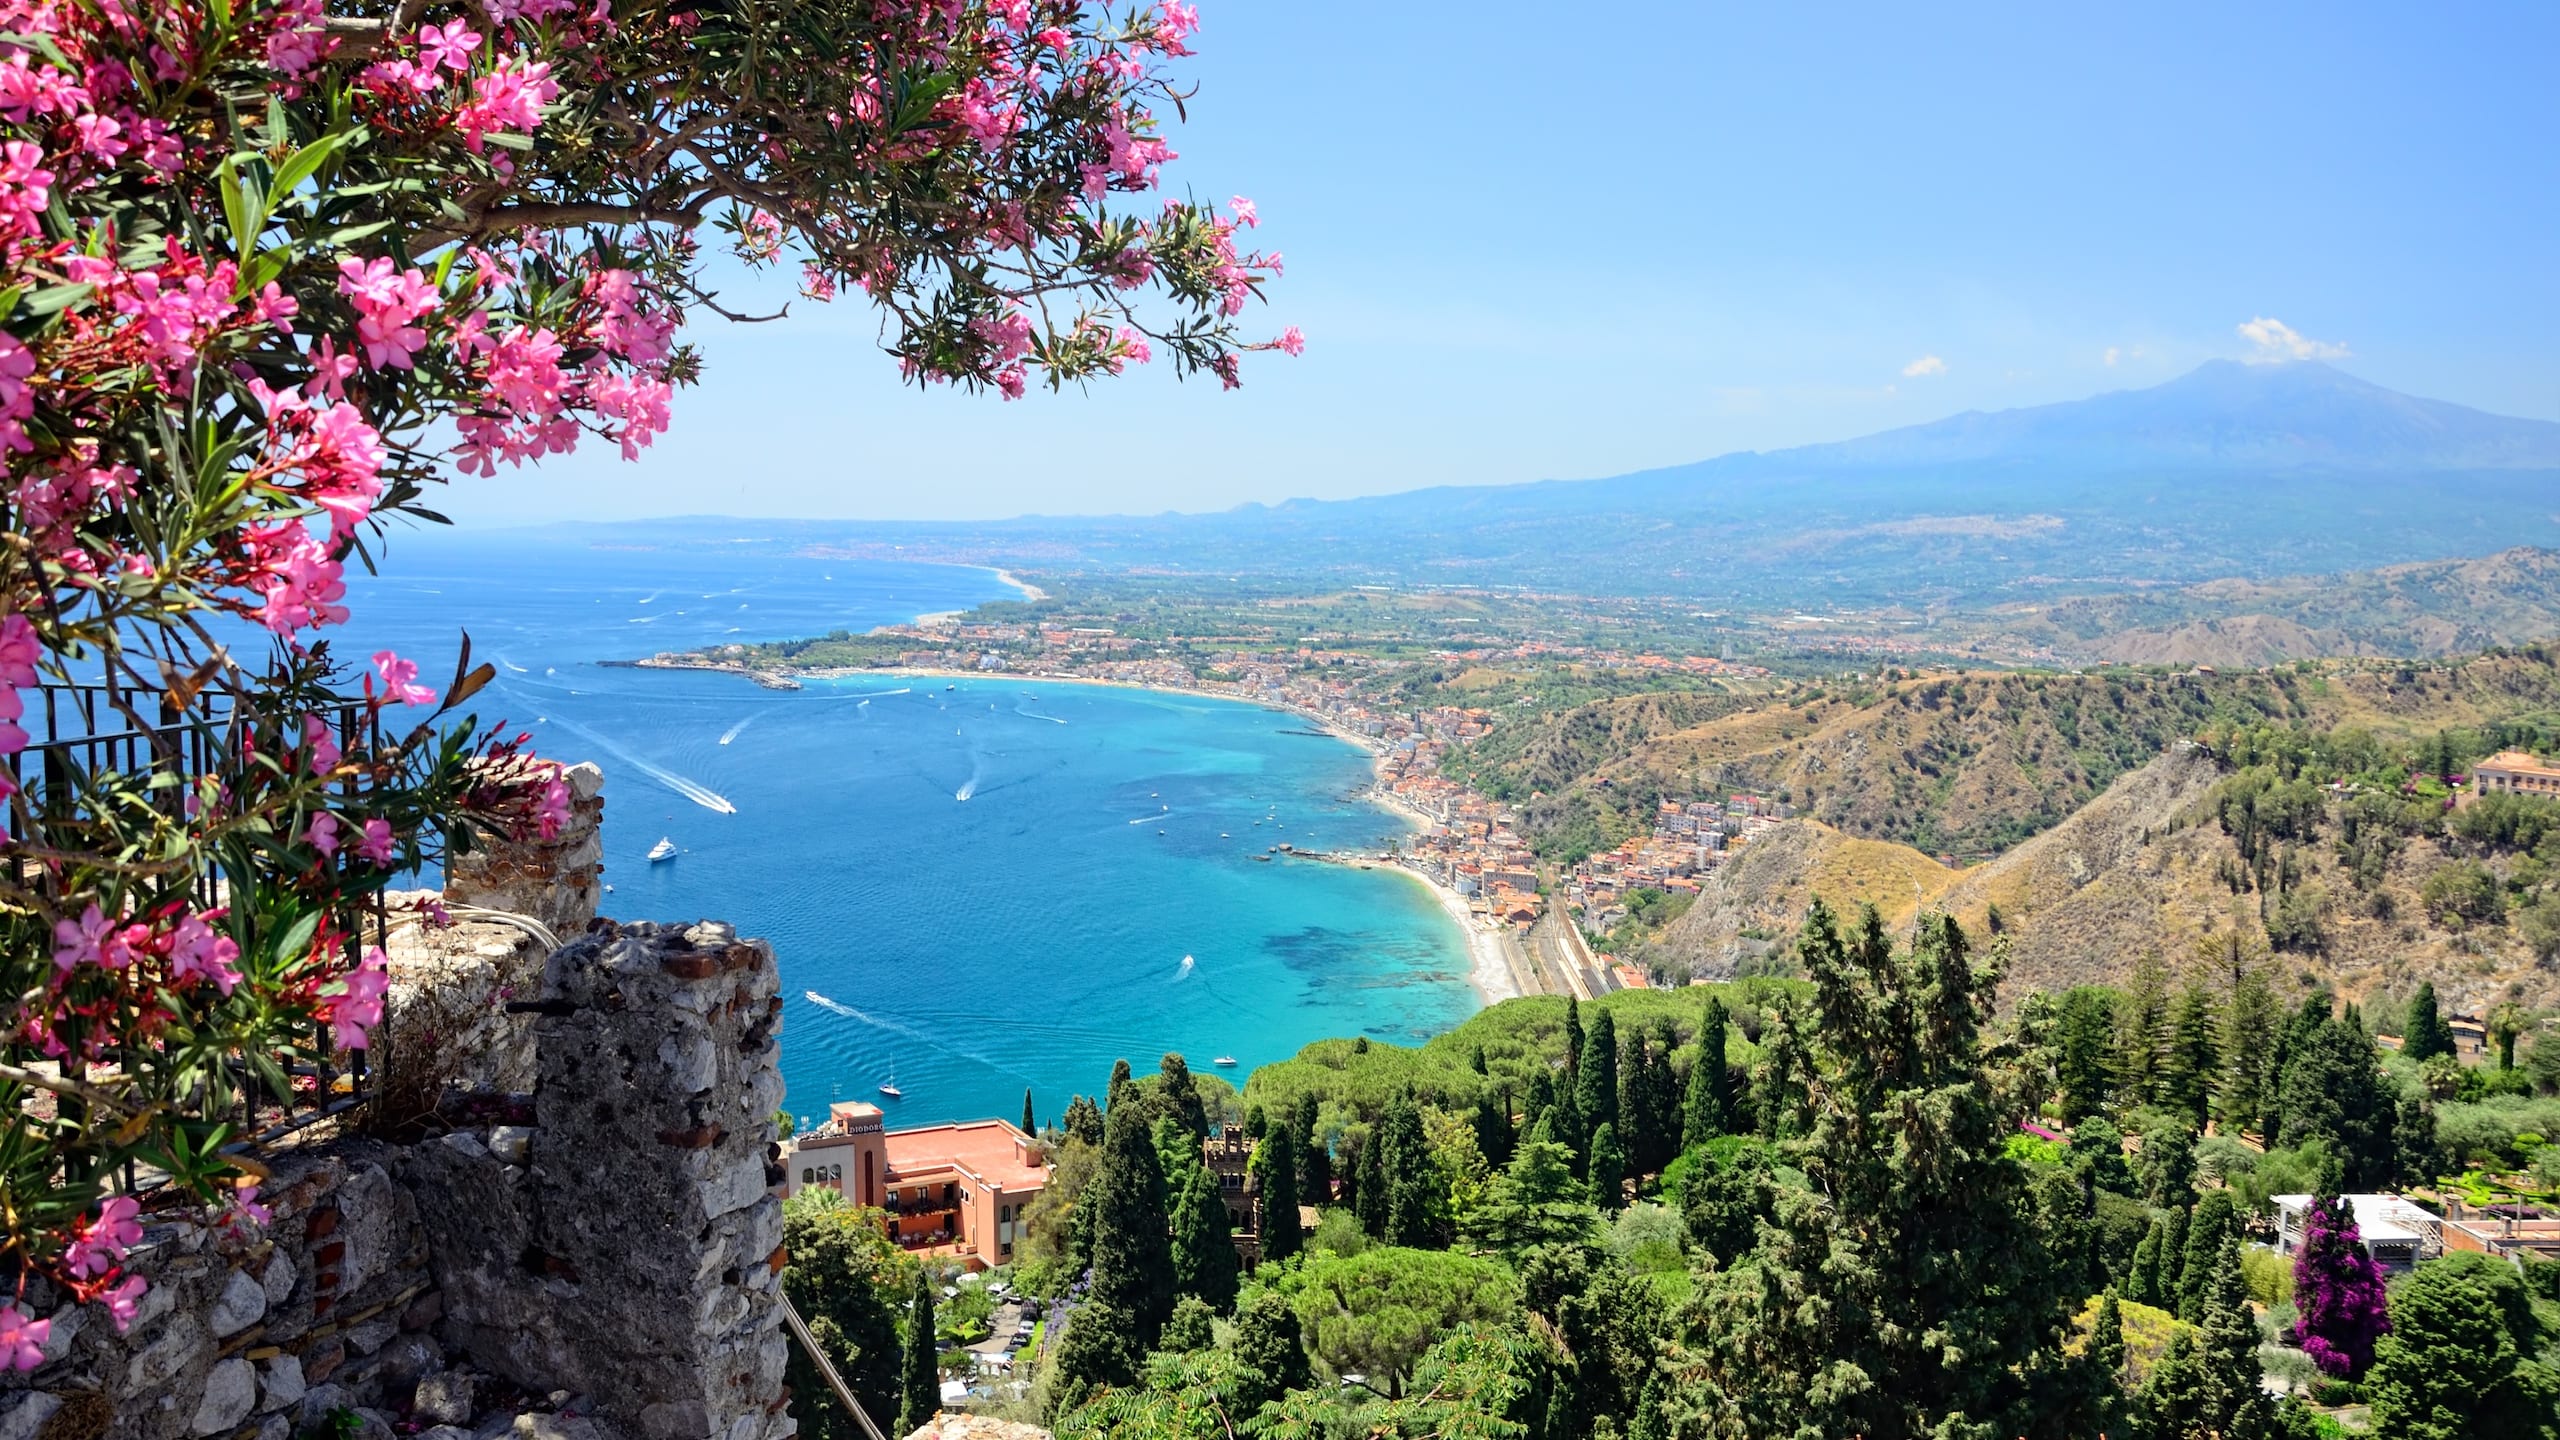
{"left": 450, "top": 1, "right": 2560, "bottom": 527}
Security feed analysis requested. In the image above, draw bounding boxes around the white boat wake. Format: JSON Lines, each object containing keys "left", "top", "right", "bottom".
{"left": 542, "top": 714, "right": 737, "bottom": 814}
{"left": 719, "top": 715, "right": 756, "bottom": 745}
{"left": 1171, "top": 955, "right": 1195, "bottom": 982}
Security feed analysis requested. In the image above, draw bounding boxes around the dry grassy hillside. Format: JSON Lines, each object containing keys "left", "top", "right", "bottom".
{"left": 1479, "top": 646, "right": 2560, "bottom": 863}
{"left": 1659, "top": 746, "right": 2560, "bottom": 1016}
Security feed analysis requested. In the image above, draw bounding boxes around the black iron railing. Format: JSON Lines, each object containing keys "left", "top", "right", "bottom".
{"left": 7, "top": 680, "right": 388, "bottom": 1167}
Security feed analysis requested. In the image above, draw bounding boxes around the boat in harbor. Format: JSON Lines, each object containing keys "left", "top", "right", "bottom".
{"left": 647, "top": 837, "right": 678, "bottom": 862}
{"left": 878, "top": 1066, "right": 903, "bottom": 1100}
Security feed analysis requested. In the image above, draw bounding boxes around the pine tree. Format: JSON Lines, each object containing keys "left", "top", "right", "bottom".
{"left": 2164, "top": 981, "right": 2222, "bottom": 1125}
{"left": 2117, "top": 955, "right": 2171, "bottom": 1107}
{"left": 2292, "top": 1192, "right": 2389, "bottom": 1378}
{"left": 2054, "top": 987, "right": 2118, "bottom": 1124}
{"left": 2175, "top": 1188, "right": 2238, "bottom": 1322}
{"left": 2366, "top": 1251, "right": 2558, "bottom": 1440}
{"left": 1159, "top": 1294, "right": 1216, "bottom": 1354}
{"left": 899, "top": 1270, "right": 937, "bottom": 1433}
{"left": 1252, "top": 1124, "right": 1303, "bottom": 1264}
{"left": 1087, "top": 1103, "right": 1175, "bottom": 1349}
{"left": 2089, "top": 1289, "right": 2128, "bottom": 1398}
{"left": 1578, "top": 1007, "right": 1620, "bottom": 1138}
{"left": 1158, "top": 1053, "right": 1210, "bottom": 1136}
{"left": 2219, "top": 960, "right": 2282, "bottom": 1136}
{"left": 2403, "top": 982, "right": 2456, "bottom": 1062}
{"left": 1170, "top": 1165, "right": 1240, "bottom": 1312}
{"left": 2138, "top": 1328, "right": 2208, "bottom": 1440}
{"left": 1665, "top": 903, "right": 2075, "bottom": 1438}
{"left": 1683, "top": 995, "right": 1732, "bottom": 1146}
{"left": 1589, "top": 1121, "right": 1625, "bottom": 1212}
{"left": 1022, "top": 1088, "right": 1037, "bottom": 1137}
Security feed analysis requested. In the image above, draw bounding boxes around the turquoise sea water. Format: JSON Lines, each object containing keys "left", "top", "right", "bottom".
{"left": 341, "top": 530, "right": 1477, "bottom": 1126}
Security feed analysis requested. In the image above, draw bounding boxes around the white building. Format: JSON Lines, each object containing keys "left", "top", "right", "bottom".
{"left": 2271, "top": 1194, "right": 2442, "bottom": 1272}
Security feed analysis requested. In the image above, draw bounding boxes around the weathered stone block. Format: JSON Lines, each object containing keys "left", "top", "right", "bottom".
{"left": 209, "top": 1268, "right": 268, "bottom": 1338}
{"left": 414, "top": 1371, "right": 477, "bottom": 1427}
{"left": 258, "top": 1353, "right": 305, "bottom": 1413}
{"left": 191, "top": 1356, "right": 257, "bottom": 1435}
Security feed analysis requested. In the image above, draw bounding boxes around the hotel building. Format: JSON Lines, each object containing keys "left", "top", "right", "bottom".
{"left": 779, "top": 1101, "right": 1051, "bottom": 1269}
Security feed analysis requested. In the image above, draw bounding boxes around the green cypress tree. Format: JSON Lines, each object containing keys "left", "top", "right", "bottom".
{"left": 2403, "top": 982, "right": 2456, "bottom": 1063}
{"left": 2088, "top": 1290, "right": 2129, "bottom": 1421}
{"left": 1380, "top": 1091, "right": 1443, "bottom": 1247}
{"left": 1087, "top": 1103, "right": 1175, "bottom": 1348}
{"left": 1472, "top": 1092, "right": 1513, "bottom": 1171}
{"left": 2159, "top": 1204, "right": 2190, "bottom": 1298}
{"left": 1169, "top": 1165, "right": 1240, "bottom": 1312}
{"left": 1293, "top": 1092, "right": 1331, "bottom": 1207}
{"left": 1105, "top": 1057, "right": 1136, "bottom": 1115}
{"left": 899, "top": 1270, "right": 937, "bottom": 1433}
{"left": 1589, "top": 1121, "right": 1625, "bottom": 1212}
{"left": 2175, "top": 1189, "right": 2238, "bottom": 1323}
{"left": 2219, "top": 961, "right": 2282, "bottom": 1136}
{"left": 1750, "top": 1001, "right": 1807, "bottom": 1141}
{"left": 1061, "top": 1094, "right": 1104, "bottom": 1147}
{"left": 2127, "top": 1217, "right": 2167, "bottom": 1308}
{"left": 1564, "top": 998, "right": 1585, "bottom": 1090}
{"left": 1578, "top": 1008, "right": 1621, "bottom": 1138}
{"left": 2366, "top": 1251, "right": 2560, "bottom": 1440}
{"left": 2196, "top": 1235, "right": 2274, "bottom": 1439}
{"left": 1471, "top": 1042, "right": 1489, "bottom": 1075}
{"left": 1231, "top": 1292, "right": 1313, "bottom": 1415}
{"left": 1252, "top": 1124, "right": 1303, "bottom": 1264}
{"left": 1021, "top": 1088, "right": 1037, "bottom": 1137}
{"left": 1159, "top": 1294, "right": 1215, "bottom": 1354}
{"left": 1355, "top": 1130, "right": 1389, "bottom": 1238}
{"left": 1683, "top": 995, "right": 1732, "bottom": 1147}
{"left": 2138, "top": 1327, "right": 2208, "bottom": 1440}
{"left": 1627, "top": 1374, "right": 1669, "bottom": 1440}
{"left": 1158, "top": 1053, "right": 1210, "bottom": 1136}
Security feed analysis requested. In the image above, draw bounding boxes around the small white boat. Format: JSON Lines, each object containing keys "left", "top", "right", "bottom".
{"left": 647, "top": 837, "right": 678, "bottom": 862}
{"left": 1212, "top": 1056, "right": 1237, "bottom": 1068}
{"left": 879, "top": 1066, "right": 903, "bottom": 1100}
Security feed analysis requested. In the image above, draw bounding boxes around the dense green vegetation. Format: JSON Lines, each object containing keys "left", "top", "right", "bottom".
{"left": 759, "top": 902, "right": 2560, "bottom": 1438}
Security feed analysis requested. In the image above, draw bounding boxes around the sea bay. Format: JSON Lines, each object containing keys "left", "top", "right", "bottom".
{"left": 341, "top": 528, "right": 1478, "bottom": 1126}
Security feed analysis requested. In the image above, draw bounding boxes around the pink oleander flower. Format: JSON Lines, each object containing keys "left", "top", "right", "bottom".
{"left": 64, "top": 1195, "right": 141, "bottom": 1279}
{"left": 302, "top": 715, "right": 342, "bottom": 773}
{"left": 1277, "top": 325, "right": 1304, "bottom": 356}
{"left": 304, "top": 811, "right": 340, "bottom": 859}
{"left": 99, "top": 1274, "right": 145, "bottom": 1334}
{"left": 168, "top": 912, "right": 242, "bottom": 995}
{"left": 52, "top": 904, "right": 121, "bottom": 973}
{"left": 0, "top": 1302, "right": 47, "bottom": 1371}
{"left": 372, "top": 650, "right": 436, "bottom": 707}
{"left": 325, "top": 947, "right": 391, "bottom": 1050}
{"left": 536, "top": 773, "right": 572, "bottom": 840}
{"left": 336, "top": 256, "right": 438, "bottom": 369}
{"left": 457, "top": 55, "right": 559, "bottom": 153}
{"left": 265, "top": 0, "right": 329, "bottom": 75}
{"left": 218, "top": 1182, "right": 271, "bottom": 1240}
{"left": 0, "top": 614, "right": 33, "bottom": 690}
{"left": 357, "top": 817, "right": 396, "bottom": 866}
{"left": 1230, "top": 195, "right": 1257, "bottom": 228}
{"left": 416, "top": 19, "right": 482, "bottom": 72}
{"left": 249, "top": 524, "right": 349, "bottom": 635}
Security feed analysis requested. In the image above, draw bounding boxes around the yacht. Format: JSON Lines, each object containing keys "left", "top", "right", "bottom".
{"left": 646, "top": 837, "right": 677, "bottom": 862}
{"left": 878, "top": 1067, "right": 903, "bottom": 1101}
{"left": 1212, "top": 1056, "right": 1237, "bottom": 1068}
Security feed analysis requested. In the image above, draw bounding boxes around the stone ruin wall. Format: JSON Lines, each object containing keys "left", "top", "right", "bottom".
{"left": 0, "top": 768, "right": 800, "bottom": 1440}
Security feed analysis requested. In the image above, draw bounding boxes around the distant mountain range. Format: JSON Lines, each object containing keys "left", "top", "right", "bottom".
{"left": 549, "top": 361, "right": 2560, "bottom": 608}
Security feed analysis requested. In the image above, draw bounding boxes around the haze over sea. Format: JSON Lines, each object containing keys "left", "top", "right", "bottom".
{"left": 341, "top": 529, "right": 1477, "bottom": 1127}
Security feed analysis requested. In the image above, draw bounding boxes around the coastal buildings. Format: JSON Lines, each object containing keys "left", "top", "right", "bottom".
{"left": 780, "top": 1102, "right": 1051, "bottom": 1269}
{"left": 1562, "top": 793, "right": 1793, "bottom": 937}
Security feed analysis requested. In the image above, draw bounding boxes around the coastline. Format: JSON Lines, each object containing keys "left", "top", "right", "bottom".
{"left": 617, "top": 655, "right": 1527, "bottom": 1007}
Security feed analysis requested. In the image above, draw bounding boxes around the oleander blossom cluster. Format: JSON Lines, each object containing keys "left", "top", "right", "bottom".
{"left": 0, "top": 0, "right": 1280, "bottom": 1359}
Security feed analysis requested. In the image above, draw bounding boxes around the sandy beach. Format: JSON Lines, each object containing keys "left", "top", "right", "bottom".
{"left": 1389, "top": 865, "right": 1525, "bottom": 1005}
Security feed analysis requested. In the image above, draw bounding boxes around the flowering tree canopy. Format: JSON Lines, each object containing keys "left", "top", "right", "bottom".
{"left": 2291, "top": 1193, "right": 2390, "bottom": 1377}
{"left": 0, "top": 0, "right": 1284, "bottom": 1356}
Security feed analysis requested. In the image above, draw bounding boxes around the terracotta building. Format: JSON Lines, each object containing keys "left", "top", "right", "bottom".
{"left": 780, "top": 1101, "right": 1050, "bottom": 1269}
{"left": 2474, "top": 750, "right": 2560, "bottom": 798}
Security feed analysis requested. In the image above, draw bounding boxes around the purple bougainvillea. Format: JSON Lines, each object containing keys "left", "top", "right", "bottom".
{"left": 2291, "top": 1193, "right": 2391, "bottom": 1377}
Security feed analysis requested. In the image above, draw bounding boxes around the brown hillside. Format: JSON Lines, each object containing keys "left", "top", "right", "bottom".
{"left": 1659, "top": 747, "right": 2560, "bottom": 1016}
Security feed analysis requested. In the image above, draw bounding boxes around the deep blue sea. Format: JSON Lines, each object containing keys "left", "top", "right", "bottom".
{"left": 339, "top": 528, "right": 1476, "bottom": 1127}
